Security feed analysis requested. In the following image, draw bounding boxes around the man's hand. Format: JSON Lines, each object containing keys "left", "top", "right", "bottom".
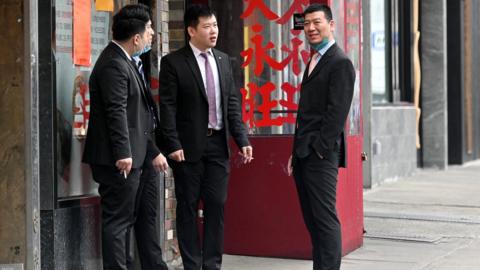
{"left": 168, "top": 149, "right": 185, "bottom": 162}
{"left": 239, "top": 145, "right": 253, "bottom": 164}
{"left": 116, "top": 157, "right": 133, "bottom": 176}
{"left": 287, "top": 155, "right": 293, "bottom": 176}
{"left": 152, "top": 153, "right": 169, "bottom": 175}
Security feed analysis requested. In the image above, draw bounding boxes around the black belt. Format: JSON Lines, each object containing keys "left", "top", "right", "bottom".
{"left": 207, "top": 128, "right": 223, "bottom": 137}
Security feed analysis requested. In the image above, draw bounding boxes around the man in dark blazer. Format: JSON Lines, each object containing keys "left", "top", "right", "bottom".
{"left": 82, "top": 4, "right": 168, "bottom": 270}
{"left": 287, "top": 4, "right": 355, "bottom": 270}
{"left": 158, "top": 4, "right": 253, "bottom": 270}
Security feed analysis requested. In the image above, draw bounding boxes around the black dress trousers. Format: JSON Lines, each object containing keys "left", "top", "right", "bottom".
{"left": 293, "top": 151, "right": 342, "bottom": 270}
{"left": 170, "top": 130, "right": 230, "bottom": 270}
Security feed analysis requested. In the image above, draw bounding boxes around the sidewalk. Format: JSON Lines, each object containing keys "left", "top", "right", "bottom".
{"left": 222, "top": 160, "right": 480, "bottom": 270}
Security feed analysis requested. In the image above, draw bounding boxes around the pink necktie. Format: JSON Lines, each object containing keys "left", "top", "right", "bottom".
{"left": 200, "top": 52, "right": 217, "bottom": 127}
{"left": 308, "top": 52, "right": 319, "bottom": 76}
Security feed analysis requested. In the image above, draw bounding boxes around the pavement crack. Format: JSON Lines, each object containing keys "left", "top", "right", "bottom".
{"left": 364, "top": 211, "right": 480, "bottom": 224}
{"left": 416, "top": 238, "right": 476, "bottom": 270}
{"left": 364, "top": 200, "right": 480, "bottom": 209}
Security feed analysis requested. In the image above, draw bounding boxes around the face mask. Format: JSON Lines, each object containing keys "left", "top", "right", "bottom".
{"left": 141, "top": 45, "right": 151, "bottom": 54}
{"left": 309, "top": 38, "right": 330, "bottom": 51}
{"left": 132, "top": 39, "right": 151, "bottom": 57}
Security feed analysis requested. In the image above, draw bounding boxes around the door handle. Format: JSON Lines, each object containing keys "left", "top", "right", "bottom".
{"left": 361, "top": 152, "right": 368, "bottom": 161}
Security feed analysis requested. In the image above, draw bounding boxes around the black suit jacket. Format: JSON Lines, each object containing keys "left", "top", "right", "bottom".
{"left": 293, "top": 43, "right": 355, "bottom": 168}
{"left": 158, "top": 46, "right": 249, "bottom": 161}
{"left": 83, "top": 42, "right": 161, "bottom": 168}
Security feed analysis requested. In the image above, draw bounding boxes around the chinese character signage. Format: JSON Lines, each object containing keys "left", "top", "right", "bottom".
{"left": 240, "top": 0, "right": 311, "bottom": 130}
{"left": 239, "top": 0, "right": 362, "bottom": 136}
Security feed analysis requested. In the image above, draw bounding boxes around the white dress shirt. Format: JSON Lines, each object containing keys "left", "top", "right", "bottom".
{"left": 189, "top": 42, "right": 223, "bottom": 130}
{"left": 311, "top": 39, "right": 336, "bottom": 69}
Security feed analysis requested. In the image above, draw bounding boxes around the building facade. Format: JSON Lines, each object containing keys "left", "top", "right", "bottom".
{"left": 362, "top": 0, "right": 480, "bottom": 188}
{"left": 1, "top": 0, "right": 480, "bottom": 269}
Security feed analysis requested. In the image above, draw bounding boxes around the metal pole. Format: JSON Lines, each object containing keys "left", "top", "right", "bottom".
{"left": 24, "top": 0, "right": 41, "bottom": 268}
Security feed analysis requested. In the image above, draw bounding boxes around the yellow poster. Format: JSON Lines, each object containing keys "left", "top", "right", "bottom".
{"left": 95, "top": 0, "right": 114, "bottom": 12}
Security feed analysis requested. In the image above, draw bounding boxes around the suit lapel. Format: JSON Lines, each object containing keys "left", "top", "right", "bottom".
{"left": 212, "top": 49, "right": 227, "bottom": 109}
{"left": 127, "top": 60, "right": 146, "bottom": 89}
{"left": 183, "top": 47, "right": 208, "bottom": 101}
{"left": 302, "top": 43, "right": 338, "bottom": 85}
{"left": 301, "top": 60, "right": 309, "bottom": 83}
{"left": 110, "top": 42, "right": 150, "bottom": 106}
{"left": 128, "top": 59, "right": 151, "bottom": 106}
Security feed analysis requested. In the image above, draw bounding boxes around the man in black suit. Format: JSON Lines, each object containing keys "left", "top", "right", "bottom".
{"left": 287, "top": 4, "right": 355, "bottom": 270}
{"left": 83, "top": 4, "right": 168, "bottom": 270}
{"left": 158, "top": 4, "right": 253, "bottom": 270}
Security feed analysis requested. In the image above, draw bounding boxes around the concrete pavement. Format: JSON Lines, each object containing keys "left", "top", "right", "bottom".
{"left": 221, "top": 160, "right": 480, "bottom": 270}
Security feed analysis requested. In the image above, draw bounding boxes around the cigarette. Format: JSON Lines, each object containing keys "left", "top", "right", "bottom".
{"left": 123, "top": 171, "right": 127, "bottom": 179}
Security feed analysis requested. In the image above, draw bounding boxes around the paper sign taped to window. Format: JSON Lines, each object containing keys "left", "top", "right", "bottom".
{"left": 73, "top": 0, "right": 91, "bottom": 66}
{"left": 95, "top": 0, "right": 114, "bottom": 12}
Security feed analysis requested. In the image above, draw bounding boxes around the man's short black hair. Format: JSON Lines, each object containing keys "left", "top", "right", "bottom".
{"left": 303, "top": 4, "right": 333, "bottom": 21}
{"left": 184, "top": 4, "right": 216, "bottom": 37}
{"left": 112, "top": 4, "right": 151, "bottom": 41}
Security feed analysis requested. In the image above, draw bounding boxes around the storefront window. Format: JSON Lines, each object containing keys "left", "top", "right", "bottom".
{"left": 212, "top": 0, "right": 308, "bottom": 135}
{"left": 211, "top": 0, "right": 361, "bottom": 136}
{"left": 370, "top": 0, "right": 388, "bottom": 103}
{"left": 54, "top": 0, "right": 120, "bottom": 198}
{"left": 342, "top": 0, "right": 362, "bottom": 135}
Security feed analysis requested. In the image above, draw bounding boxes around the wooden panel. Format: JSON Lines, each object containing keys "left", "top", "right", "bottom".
{"left": 464, "top": 0, "right": 474, "bottom": 155}
{"left": 0, "top": 0, "right": 26, "bottom": 264}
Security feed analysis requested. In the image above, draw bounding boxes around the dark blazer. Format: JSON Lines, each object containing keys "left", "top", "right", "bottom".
{"left": 158, "top": 46, "right": 249, "bottom": 161}
{"left": 83, "top": 42, "right": 160, "bottom": 168}
{"left": 293, "top": 43, "right": 355, "bottom": 168}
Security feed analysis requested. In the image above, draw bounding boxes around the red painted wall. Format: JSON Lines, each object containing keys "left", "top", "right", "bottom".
{"left": 224, "top": 136, "right": 364, "bottom": 258}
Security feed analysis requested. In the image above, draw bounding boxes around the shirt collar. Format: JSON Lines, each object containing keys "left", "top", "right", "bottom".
{"left": 316, "top": 39, "right": 336, "bottom": 56}
{"left": 112, "top": 40, "right": 132, "bottom": 61}
{"left": 132, "top": 56, "right": 141, "bottom": 65}
{"left": 189, "top": 42, "right": 213, "bottom": 58}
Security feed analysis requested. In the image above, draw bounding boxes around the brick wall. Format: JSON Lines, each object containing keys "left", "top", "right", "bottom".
{"left": 163, "top": 173, "right": 180, "bottom": 265}
{"left": 156, "top": 0, "right": 185, "bottom": 267}
{"left": 168, "top": 0, "right": 185, "bottom": 51}
{"left": 162, "top": 0, "right": 184, "bottom": 264}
